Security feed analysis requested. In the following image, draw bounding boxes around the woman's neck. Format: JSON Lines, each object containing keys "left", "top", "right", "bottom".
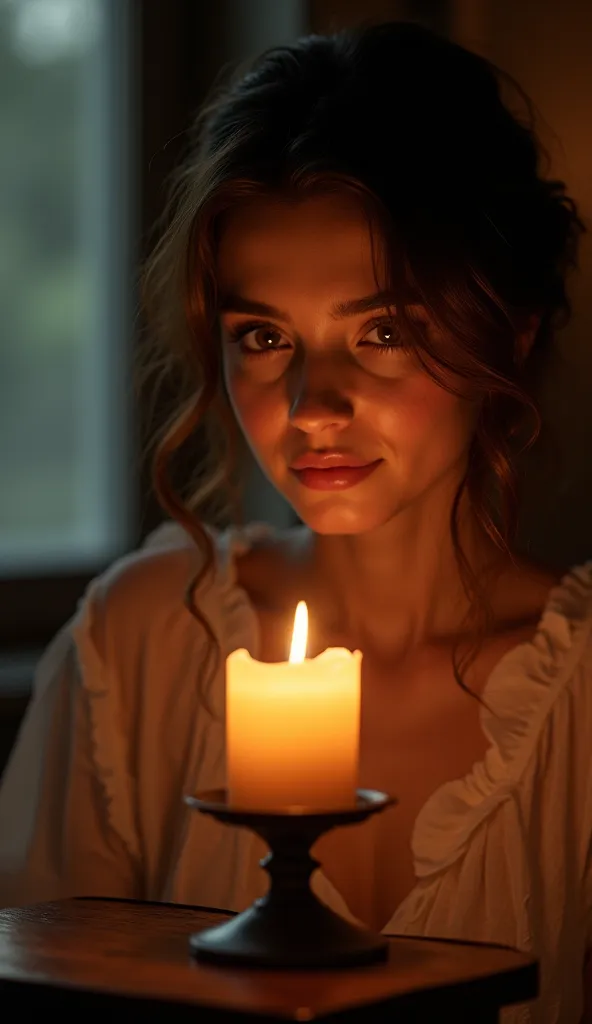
{"left": 299, "top": 499, "right": 503, "bottom": 661}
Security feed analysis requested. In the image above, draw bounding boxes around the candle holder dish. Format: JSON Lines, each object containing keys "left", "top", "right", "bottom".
{"left": 184, "top": 787, "right": 396, "bottom": 969}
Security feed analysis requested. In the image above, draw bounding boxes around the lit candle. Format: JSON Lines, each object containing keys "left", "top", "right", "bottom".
{"left": 226, "top": 602, "right": 361, "bottom": 810}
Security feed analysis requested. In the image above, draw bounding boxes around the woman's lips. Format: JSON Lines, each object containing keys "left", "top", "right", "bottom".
{"left": 289, "top": 459, "right": 383, "bottom": 491}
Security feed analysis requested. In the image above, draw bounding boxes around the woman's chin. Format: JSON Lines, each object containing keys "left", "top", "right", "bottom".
{"left": 293, "top": 501, "right": 392, "bottom": 536}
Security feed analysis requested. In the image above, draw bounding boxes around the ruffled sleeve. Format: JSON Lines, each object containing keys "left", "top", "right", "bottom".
{"left": 408, "top": 563, "right": 592, "bottom": 880}
{"left": 0, "top": 594, "right": 142, "bottom": 908}
{"left": 0, "top": 520, "right": 264, "bottom": 909}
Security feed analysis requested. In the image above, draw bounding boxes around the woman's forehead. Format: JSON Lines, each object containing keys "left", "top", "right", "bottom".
{"left": 216, "top": 194, "right": 388, "bottom": 294}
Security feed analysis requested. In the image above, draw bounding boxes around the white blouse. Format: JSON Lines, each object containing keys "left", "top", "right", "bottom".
{"left": 0, "top": 522, "right": 591, "bottom": 1024}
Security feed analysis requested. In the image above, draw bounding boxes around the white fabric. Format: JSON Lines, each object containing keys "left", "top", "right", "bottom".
{"left": 0, "top": 522, "right": 591, "bottom": 1024}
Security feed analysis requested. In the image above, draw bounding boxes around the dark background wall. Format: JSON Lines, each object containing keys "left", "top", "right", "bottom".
{"left": 453, "top": 0, "right": 592, "bottom": 569}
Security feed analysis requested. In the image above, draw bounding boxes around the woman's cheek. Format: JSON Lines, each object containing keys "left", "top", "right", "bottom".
{"left": 226, "top": 371, "right": 286, "bottom": 452}
{"left": 376, "top": 376, "right": 473, "bottom": 457}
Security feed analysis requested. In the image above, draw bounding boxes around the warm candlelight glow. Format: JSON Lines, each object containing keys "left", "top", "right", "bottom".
{"left": 288, "top": 601, "right": 308, "bottom": 664}
{"left": 226, "top": 603, "right": 361, "bottom": 810}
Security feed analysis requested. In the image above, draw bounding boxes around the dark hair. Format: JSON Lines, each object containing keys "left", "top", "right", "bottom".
{"left": 141, "top": 20, "right": 584, "bottom": 709}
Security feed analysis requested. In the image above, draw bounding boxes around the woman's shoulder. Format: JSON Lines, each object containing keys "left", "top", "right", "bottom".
{"left": 77, "top": 522, "right": 201, "bottom": 646}
{"left": 517, "top": 559, "right": 592, "bottom": 683}
{"left": 232, "top": 522, "right": 310, "bottom": 608}
{"left": 86, "top": 521, "right": 236, "bottom": 605}
{"left": 76, "top": 519, "right": 305, "bottom": 652}
{"left": 538, "top": 560, "right": 592, "bottom": 701}
{"left": 482, "top": 560, "right": 592, "bottom": 762}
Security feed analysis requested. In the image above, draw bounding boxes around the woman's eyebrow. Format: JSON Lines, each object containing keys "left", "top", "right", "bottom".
{"left": 219, "top": 294, "right": 291, "bottom": 321}
{"left": 330, "top": 290, "right": 400, "bottom": 318}
{"left": 218, "top": 289, "right": 405, "bottom": 322}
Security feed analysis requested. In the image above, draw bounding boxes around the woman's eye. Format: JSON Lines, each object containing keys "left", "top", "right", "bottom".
{"left": 227, "top": 322, "right": 290, "bottom": 355}
{"left": 360, "top": 318, "right": 405, "bottom": 349}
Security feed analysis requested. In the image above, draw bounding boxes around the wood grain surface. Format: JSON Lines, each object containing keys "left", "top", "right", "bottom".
{"left": 0, "top": 897, "right": 538, "bottom": 1021}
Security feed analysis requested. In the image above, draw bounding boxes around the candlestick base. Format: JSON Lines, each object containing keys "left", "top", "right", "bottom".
{"left": 184, "top": 788, "right": 396, "bottom": 969}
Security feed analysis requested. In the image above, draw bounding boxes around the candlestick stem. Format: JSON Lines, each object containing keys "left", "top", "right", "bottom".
{"left": 184, "top": 788, "right": 396, "bottom": 969}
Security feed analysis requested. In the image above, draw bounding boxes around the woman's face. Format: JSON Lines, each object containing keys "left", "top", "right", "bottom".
{"left": 218, "top": 193, "right": 476, "bottom": 535}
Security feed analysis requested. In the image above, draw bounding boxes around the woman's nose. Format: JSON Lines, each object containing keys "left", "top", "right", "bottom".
{"left": 288, "top": 366, "right": 354, "bottom": 435}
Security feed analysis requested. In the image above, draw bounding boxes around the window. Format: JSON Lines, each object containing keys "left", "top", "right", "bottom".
{"left": 0, "top": 0, "right": 306, "bottom": 653}
{"left": 0, "top": 0, "right": 134, "bottom": 579}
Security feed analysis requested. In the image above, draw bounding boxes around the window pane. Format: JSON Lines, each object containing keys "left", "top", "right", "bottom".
{"left": 0, "top": 0, "right": 132, "bottom": 574}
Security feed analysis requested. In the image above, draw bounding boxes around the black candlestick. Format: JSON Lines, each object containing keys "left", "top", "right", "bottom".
{"left": 184, "top": 788, "right": 396, "bottom": 969}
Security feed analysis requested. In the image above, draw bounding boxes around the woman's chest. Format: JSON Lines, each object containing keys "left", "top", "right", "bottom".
{"left": 313, "top": 658, "right": 490, "bottom": 933}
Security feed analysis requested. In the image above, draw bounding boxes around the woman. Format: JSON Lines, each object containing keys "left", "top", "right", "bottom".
{"left": 0, "top": 20, "right": 590, "bottom": 1023}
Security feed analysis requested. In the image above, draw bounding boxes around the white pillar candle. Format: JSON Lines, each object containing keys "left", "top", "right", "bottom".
{"left": 226, "top": 602, "right": 361, "bottom": 810}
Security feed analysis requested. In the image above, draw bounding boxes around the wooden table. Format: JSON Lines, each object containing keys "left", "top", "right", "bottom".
{"left": 0, "top": 897, "right": 537, "bottom": 1021}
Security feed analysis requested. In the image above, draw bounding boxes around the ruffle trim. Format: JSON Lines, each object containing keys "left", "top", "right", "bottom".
{"left": 141, "top": 516, "right": 269, "bottom": 662}
{"left": 208, "top": 520, "right": 270, "bottom": 661}
{"left": 198, "top": 522, "right": 270, "bottom": 719}
{"left": 412, "top": 562, "right": 592, "bottom": 878}
{"left": 71, "top": 581, "right": 142, "bottom": 862}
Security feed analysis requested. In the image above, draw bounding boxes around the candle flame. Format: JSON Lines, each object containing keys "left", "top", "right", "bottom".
{"left": 288, "top": 601, "right": 308, "bottom": 663}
